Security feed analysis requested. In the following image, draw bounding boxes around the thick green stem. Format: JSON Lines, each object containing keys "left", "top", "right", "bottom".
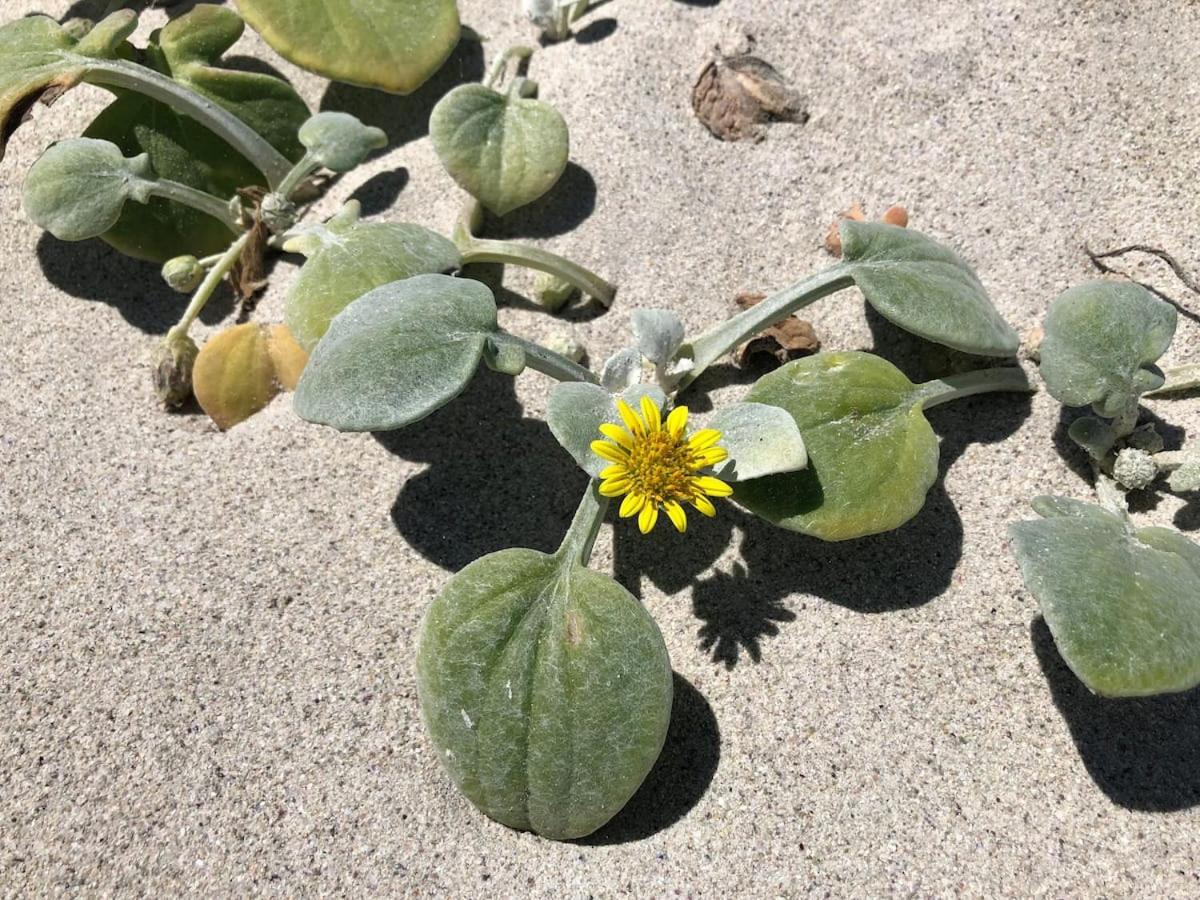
{"left": 678, "top": 266, "right": 855, "bottom": 391}
{"left": 484, "top": 46, "right": 535, "bottom": 89}
{"left": 1153, "top": 451, "right": 1191, "bottom": 473}
{"left": 166, "top": 232, "right": 250, "bottom": 341}
{"left": 85, "top": 61, "right": 293, "bottom": 188}
{"left": 556, "top": 481, "right": 608, "bottom": 567}
{"left": 149, "top": 179, "right": 239, "bottom": 231}
{"left": 917, "top": 366, "right": 1034, "bottom": 409}
{"left": 461, "top": 238, "right": 616, "bottom": 308}
{"left": 494, "top": 331, "right": 600, "bottom": 384}
{"left": 275, "top": 152, "right": 323, "bottom": 201}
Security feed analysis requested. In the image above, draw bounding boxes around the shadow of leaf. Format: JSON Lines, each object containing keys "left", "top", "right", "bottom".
{"left": 482, "top": 163, "right": 599, "bottom": 241}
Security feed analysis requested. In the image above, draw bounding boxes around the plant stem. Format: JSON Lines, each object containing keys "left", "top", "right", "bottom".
{"left": 678, "top": 265, "right": 855, "bottom": 391}
{"left": 1152, "top": 451, "right": 1191, "bottom": 473}
{"left": 84, "top": 61, "right": 293, "bottom": 188}
{"left": 1145, "top": 364, "right": 1200, "bottom": 397}
{"left": 918, "top": 366, "right": 1035, "bottom": 409}
{"left": 275, "top": 152, "right": 322, "bottom": 201}
{"left": 493, "top": 331, "right": 600, "bottom": 384}
{"left": 149, "top": 179, "right": 239, "bottom": 231}
{"left": 556, "top": 481, "right": 608, "bottom": 567}
{"left": 484, "top": 46, "right": 535, "bottom": 90}
{"left": 166, "top": 232, "right": 250, "bottom": 341}
{"left": 461, "top": 237, "right": 617, "bottom": 308}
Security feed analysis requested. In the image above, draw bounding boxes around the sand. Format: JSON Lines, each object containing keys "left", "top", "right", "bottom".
{"left": 3, "top": 0, "right": 1200, "bottom": 895}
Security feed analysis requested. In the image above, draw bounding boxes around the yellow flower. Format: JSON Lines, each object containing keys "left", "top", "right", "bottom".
{"left": 590, "top": 396, "right": 733, "bottom": 534}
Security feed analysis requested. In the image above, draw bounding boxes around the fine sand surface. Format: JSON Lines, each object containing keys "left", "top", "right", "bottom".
{"left": 4, "top": 0, "right": 1200, "bottom": 895}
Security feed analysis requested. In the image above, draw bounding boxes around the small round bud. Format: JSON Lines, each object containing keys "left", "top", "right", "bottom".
{"left": 882, "top": 205, "right": 909, "bottom": 227}
{"left": 152, "top": 333, "right": 200, "bottom": 408}
{"left": 1113, "top": 448, "right": 1158, "bottom": 491}
{"left": 543, "top": 331, "right": 586, "bottom": 364}
{"left": 161, "top": 255, "right": 205, "bottom": 294}
{"left": 261, "top": 193, "right": 298, "bottom": 235}
{"left": 533, "top": 273, "right": 577, "bottom": 312}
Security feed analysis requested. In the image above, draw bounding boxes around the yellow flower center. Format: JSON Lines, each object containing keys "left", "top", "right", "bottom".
{"left": 589, "top": 395, "right": 734, "bottom": 534}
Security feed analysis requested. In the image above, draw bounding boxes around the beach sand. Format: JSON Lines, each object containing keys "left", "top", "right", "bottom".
{"left": 3, "top": 0, "right": 1199, "bottom": 894}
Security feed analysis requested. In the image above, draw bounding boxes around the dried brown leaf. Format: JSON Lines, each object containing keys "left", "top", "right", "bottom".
{"left": 692, "top": 55, "right": 806, "bottom": 143}
{"left": 733, "top": 291, "right": 820, "bottom": 368}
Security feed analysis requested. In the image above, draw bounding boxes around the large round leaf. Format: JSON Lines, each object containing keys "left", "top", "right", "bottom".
{"left": 84, "top": 6, "right": 308, "bottom": 262}
{"left": 234, "top": 0, "right": 460, "bottom": 94}
{"left": 417, "top": 548, "right": 673, "bottom": 840}
{"left": 840, "top": 221, "right": 1019, "bottom": 357}
{"left": 294, "top": 273, "right": 496, "bottom": 432}
{"left": 283, "top": 203, "right": 462, "bottom": 351}
{"left": 1011, "top": 497, "right": 1200, "bottom": 697}
{"left": 1038, "top": 280, "right": 1176, "bottom": 416}
{"left": 430, "top": 84, "right": 569, "bottom": 216}
{"left": 734, "top": 351, "right": 939, "bottom": 541}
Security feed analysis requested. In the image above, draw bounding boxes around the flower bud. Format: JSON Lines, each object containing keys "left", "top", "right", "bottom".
{"left": 1113, "top": 448, "right": 1158, "bottom": 491}
{"left": 261, "top": 193, "right": 298, "bottom": 235}
{"left": 151, "top": 333, "right": 200, "bottom": 408}
{"left": 161, "top": 255, "right": 205, "bottom": 294}
{"left": 544, "top": 331, "right": 586, "bottom": 364}
{"left": 533, "top": 272, "right": 576, "bottom": 311}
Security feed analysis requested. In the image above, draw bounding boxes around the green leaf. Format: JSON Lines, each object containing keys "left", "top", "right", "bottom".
{"left": 840, "top": 221, "right": 1019, "bottom": 357}
{"left": 234, "top": 0, "right": 460, "bottom": 94}
{"left": 707, "top": 402, "right": 807, "bottom": 482}
{"left": 22, "top": 138, "right": 155, "bottom": 241}
{"left": 547, "top": 382, "right": 667, "bottom": 477}
{"left": 0, "top": 12, "right": 134, "bottom": 160}
{"left": 430, "top": 84, "right": 569, "bottom": 216}
{"left": 1039, "top": 281, "right": 1176, "bottom": 415}
{"left": 734, "top": 351, "right": 940, "bottom": 540}
{"left": 1011, "top": 497, "right": 1200, "bottom": 697}
{"left": 282, "top": 203, "right": 463, "bottom": 351}
{"left": 83, "top": 5, "right": 309, "bottom": 262}
{"left": 631, "top": 309, "right": 685, "bottom": 365}
{"left": 294, "top": 273, "right": 496, "bottom": 432}
{"left": 416, "top": 547, "right": 673, "bottom": 840}
{"left": 298, "top": 111, "right": 387, "bottom": 173}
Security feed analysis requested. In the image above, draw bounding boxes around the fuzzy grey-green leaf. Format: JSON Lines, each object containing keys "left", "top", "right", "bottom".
{"left": 734, "top": 351, "right": 939, "bottom": 540}
{"left": 298, "top": 111, "right": 387, "bottom": 173}
{"left": 632, "top": 309, "right": 686, "bottom": 365}
{"left": 548, "top": 382, "right": 666, "bottom": 477}
{"left": 1039, "top": 280, "right": 1176, "bottom": 413}
{"left": 23, "top": 138, "right": 155, "bottom": 241}
{"left": 1011, "top": 497, "right": 1200, "bottom": 697}
{"left": 294, "top": 273, "right": 495, "bottom": 431}
{"left": 430, "top": 84, "right": 569, "bottom": 216}
{"left": 283, "top": 205, "right": 462, "bottom": 351}
{"left": 840, "top": 221, "right": 1019, "bottom": 357}
{"left": 416, "top": 548, "right": 673, "bottom": 840}
{"left": 708, "top": 402, "right": 807, "bottom": 482}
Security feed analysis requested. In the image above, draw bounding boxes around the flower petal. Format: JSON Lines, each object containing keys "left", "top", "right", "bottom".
{"left": 640, "top": 394, "right": 662, "bottom": 433}
{"left": 691, "top": 494, "right": 717, "bottom": 517}
{"left": 688, "top": 428, "right": 722, "bottom": 451}
{"left": 692, "top": 446, "right": 729, "bottom": 468}
{"left": 599, "top": 478, "right": 631, "bottom": 497}
{"left": 638, "top": 502, "right": 659, "bottom": 534}
{"left": 591, "top": 439, "right": 628, "bottom": 463}
{"left": 665, "top": 405, "right": 689, "bottom": 437}
{"left": 599, "top": 464, "right": 628, "bottom": 480}
{"left": 598, "top": 423, "right": 634, "bottom": 448}
{"left": 691, "top": 475, "right": 733, "bottom": 497}
{"left": 663, "top": 500, "right": 687, "bottom": 533}
{"left": 619, "top": 492, "right": 646, "bottom": 518}
{"left": 615, "top": 399, "right": 643, "bottom": 436}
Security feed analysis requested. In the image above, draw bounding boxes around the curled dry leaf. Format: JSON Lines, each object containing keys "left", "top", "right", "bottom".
{"left": 733, "top": 291, "right": 820, "bottom": 369}
{"left": 193, "top": 322, "right": 309, "bottom": 430}
{"left": 692, "top": 55, "right": 806, "bottom": 143}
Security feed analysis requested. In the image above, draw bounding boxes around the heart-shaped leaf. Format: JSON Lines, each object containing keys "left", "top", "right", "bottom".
{"left": 417, "top": 547, "right": 673, "bottom": 840}
{"left": 22, "top": 138, "right": 155, "bottom": 241}
{"left": 1011, "top": 497, "right": 1200, "bottom": 697}
{"left": 0, "top": 12, "right": 134, "bottom": 161}
{"left": 840, "top": 220, "right": 1019, "bottom": 357}
{"left": 234, "top": 0, "right": 460, "bottom": 94}
{"left": 707, "top": 402, "right": 807, "bottom": 482}
{"left": 430, "top": 84, "right": 569, "bottom": 216}
{"left": 631, "top": 309, "right": 686, "bottom": 365}
{"left": 83, "top": 5, "right": 309, "bottom": 262}
{"left": 734, "top": 351, "right": 939, "bottom": 540}
{"left": 294, "top": 273, "right": 497, "bottom": 432}
{"left": 547, "top": 382, "right": 667, "bottom": 477}
{"left": 1039, "top": 281, "right": 1176, "bottom": 416}
{"left": 283, "top": 203, "right": 463, "bottom": 351}
{"left": 193, "top": 322, "right": 309, "bottom": 430}
{"left": 298, "top": 111, "right": 387, "bottom": 173}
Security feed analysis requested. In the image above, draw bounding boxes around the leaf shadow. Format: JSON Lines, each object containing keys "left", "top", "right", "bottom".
{"left": 570, "top": 18, "right": 619, "bottom": 46}
{"left": 374, "top": 369, "right": 588, "bottom": 571}
{"left": 319, "top": 38, "right": 486, "bottom": 149}
{"left": 1031, "top": 617, "right": 1200, "bottom": 811}
{"left": 482, "top": 163, "right": 599, "bottom": 240}
{"left": 577, "top": 672, "right": 720, "bottom": 845}
{"left": 462, "top": 261, "right": 608, "bottom": 324}
{"left": 35, "top": 233, "right": 233, "bottom": 334}
{"left": 347, "top": 168, "right": 410, "bottom": 218}
{"left": 62, "top": 1, "right": 229, "bottom": 19}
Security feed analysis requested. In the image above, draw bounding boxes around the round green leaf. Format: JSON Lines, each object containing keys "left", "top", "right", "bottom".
{"left": 417, "top": 548, "right": 673, "bottom": 840}
{"left": 1011, "top": 497, "right": 1200, "bottom": 697}
{"left": 547, "top": 382, "right": 667, "bottom": 477}
{"left": 1039, "top": 280, "right": 1176, "bottom": 414}
{"left": 83, "top": 5, "right": 309, "bottom": 262}
{"left": 734, "top": 351, "right": 939, "bottom": 541}
{"left": 294, "top": 273, "right": 496, "bottom": 432}
{"left": 22, "top": 138, "right": 155, "bottom": 241}
{"left": 430, "top": 84, "right": 569, "bottom": 216}
{"left": 283, "top": 204, "right": 463, "bottom": 351}
{"left": 840, "top": 221, "right": 1020, "bottom": 357}
{"left": 707, "top": 401, "right": 807, "bottom": 482}
{"left": 298, "top": 111, "right": 387, "bottom": 173}
{"left": 233, "top": 0, "right": 460, "bottom": 94}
